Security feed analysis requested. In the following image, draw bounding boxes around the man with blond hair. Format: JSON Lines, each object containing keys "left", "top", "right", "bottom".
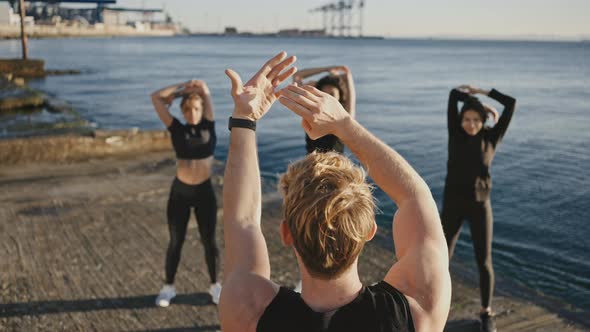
{"left": 219, "top": 52, "right": 451, "bottom": 332}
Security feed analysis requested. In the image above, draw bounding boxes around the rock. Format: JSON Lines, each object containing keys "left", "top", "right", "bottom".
{"left": 12, "top": 77, "right": 25, "bottom": 87}
{"left": 105, "top": 136, "right": 124, "bottom": 146}
{"left": 45, "top": 97, "right": 73, "bottom": 113}
{"left": 0, "top": 129, "right": 172, "bottom": 165}
{"left": 0, "top": 74, "right": 12, "bottom": 89}
{"left": 93, "top": 128, "right": 139, "bottom": 138}
{"left": 0, "top": 88, "right": 46, "bottom": 111}
{"left": 0, "top": 59, "right": 46, "bottom": 78}
{"left": 44, "top": 69, "right": 82, "bottom": 76}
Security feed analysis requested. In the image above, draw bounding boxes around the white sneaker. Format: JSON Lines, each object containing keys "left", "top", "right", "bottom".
{"left": 294, "top": 280, "right": 302, "bottom": 293}
{"left": 208, "top": 282, "right": 222, "bottom": 305}
{"left": 156, "top": 284, "right": 176, "bottom": 307}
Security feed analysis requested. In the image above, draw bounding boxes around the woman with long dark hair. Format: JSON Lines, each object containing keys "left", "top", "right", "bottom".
{"left": 150, "top": 79, "right": 221, "bottom": 306}
{"left": 442, "top": 84, "right": 516, "bottom": 332}
{"left": 293, "top": 66, "right": 356, "bottom": 154}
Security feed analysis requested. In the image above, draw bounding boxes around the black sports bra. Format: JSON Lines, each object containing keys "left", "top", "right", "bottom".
{"left": 167, "top": 117, "right": 216, "bottom": 160}
{"left": 305, "top": 134, "right": 345, "bottom": 154}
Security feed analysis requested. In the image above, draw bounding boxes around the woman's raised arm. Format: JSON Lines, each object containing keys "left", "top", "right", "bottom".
{"left": 151, "top": 81, "right": 187, "bottom": 127}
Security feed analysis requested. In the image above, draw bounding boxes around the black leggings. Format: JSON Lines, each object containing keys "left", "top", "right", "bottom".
{"left": 441, "top": 193, "right": 494, "bottom": 308}
{"left": 165, "top": 177, "right": 218, "bottom": 284}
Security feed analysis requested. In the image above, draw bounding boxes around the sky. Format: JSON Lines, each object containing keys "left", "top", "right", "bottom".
{"left": 70, "top": 0, "right": 590, "bottom": 40}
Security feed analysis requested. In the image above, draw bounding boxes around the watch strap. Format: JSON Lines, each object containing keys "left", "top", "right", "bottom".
{"left": 228, "top": 116, "right": 256, "bottom": 131}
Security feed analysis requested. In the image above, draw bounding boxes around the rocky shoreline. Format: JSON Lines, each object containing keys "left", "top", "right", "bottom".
{"left": 0, "top": 59, "right": 93, "bottom": 139}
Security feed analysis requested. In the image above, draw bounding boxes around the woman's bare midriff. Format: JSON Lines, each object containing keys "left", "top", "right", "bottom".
{"left": 175, "top": 157, "right": 214, "bottom": 185}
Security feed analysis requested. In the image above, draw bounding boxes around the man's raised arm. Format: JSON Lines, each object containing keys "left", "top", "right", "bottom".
{"left": 220, "top": 52, "right": 296, "bottom": 331}
{"left": 279, "top": 84, "right": 451, "bottom": 331}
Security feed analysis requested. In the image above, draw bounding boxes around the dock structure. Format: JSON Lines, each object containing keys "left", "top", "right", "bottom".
{"left": 4, "top": 0, "right": 116, "bottom": 24}
{"left": 0, "top": 0, "right": 179, "bottom": 39}
{"left": 3, "top": 0, "right": 171, "bottom": 28}
{"left": 310, "top": 0, "right": 366, "bottom": 37}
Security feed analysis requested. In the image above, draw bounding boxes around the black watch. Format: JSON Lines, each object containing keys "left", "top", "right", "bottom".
{"left": 228, "top": 116, "right": 256, "bottom": 131}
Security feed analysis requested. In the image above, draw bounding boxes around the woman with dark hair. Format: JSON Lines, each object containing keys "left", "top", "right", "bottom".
{"left": 293, "top": 66, "right": 356, "bottom": 154}
{"left": 442, "top": 84, "right": 516, "bottom": 332}
{"left": 150, "top": 79, "right": 221, "bottom": 306}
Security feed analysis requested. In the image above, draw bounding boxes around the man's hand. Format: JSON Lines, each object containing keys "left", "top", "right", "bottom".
{"left": 225, "top": 52, "right": 297, "bottom": 121}
{"left": 279, "top": 84, "right": 350, "bottom": 139}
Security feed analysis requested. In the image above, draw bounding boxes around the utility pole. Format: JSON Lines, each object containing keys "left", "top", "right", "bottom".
{"left": 19, "top": 0, "right": 28, "bottom": 59}
{"left": 359, "top": 0, "right": 365, "bottom": 37}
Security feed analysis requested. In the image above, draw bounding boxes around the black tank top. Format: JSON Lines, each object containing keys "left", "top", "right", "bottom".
{"left": 257, "top": 281, "right": 415, "bottom": 332}
{"left": 167, "top": 117, "right": 216, "bottom": 159}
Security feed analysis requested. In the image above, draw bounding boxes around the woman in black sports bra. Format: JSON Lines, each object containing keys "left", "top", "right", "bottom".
{"left": 293, "top": 66, "right": 356, "bottom": 154}
{"left": 150, "top": 79, "right": 221, "bottom": 306}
